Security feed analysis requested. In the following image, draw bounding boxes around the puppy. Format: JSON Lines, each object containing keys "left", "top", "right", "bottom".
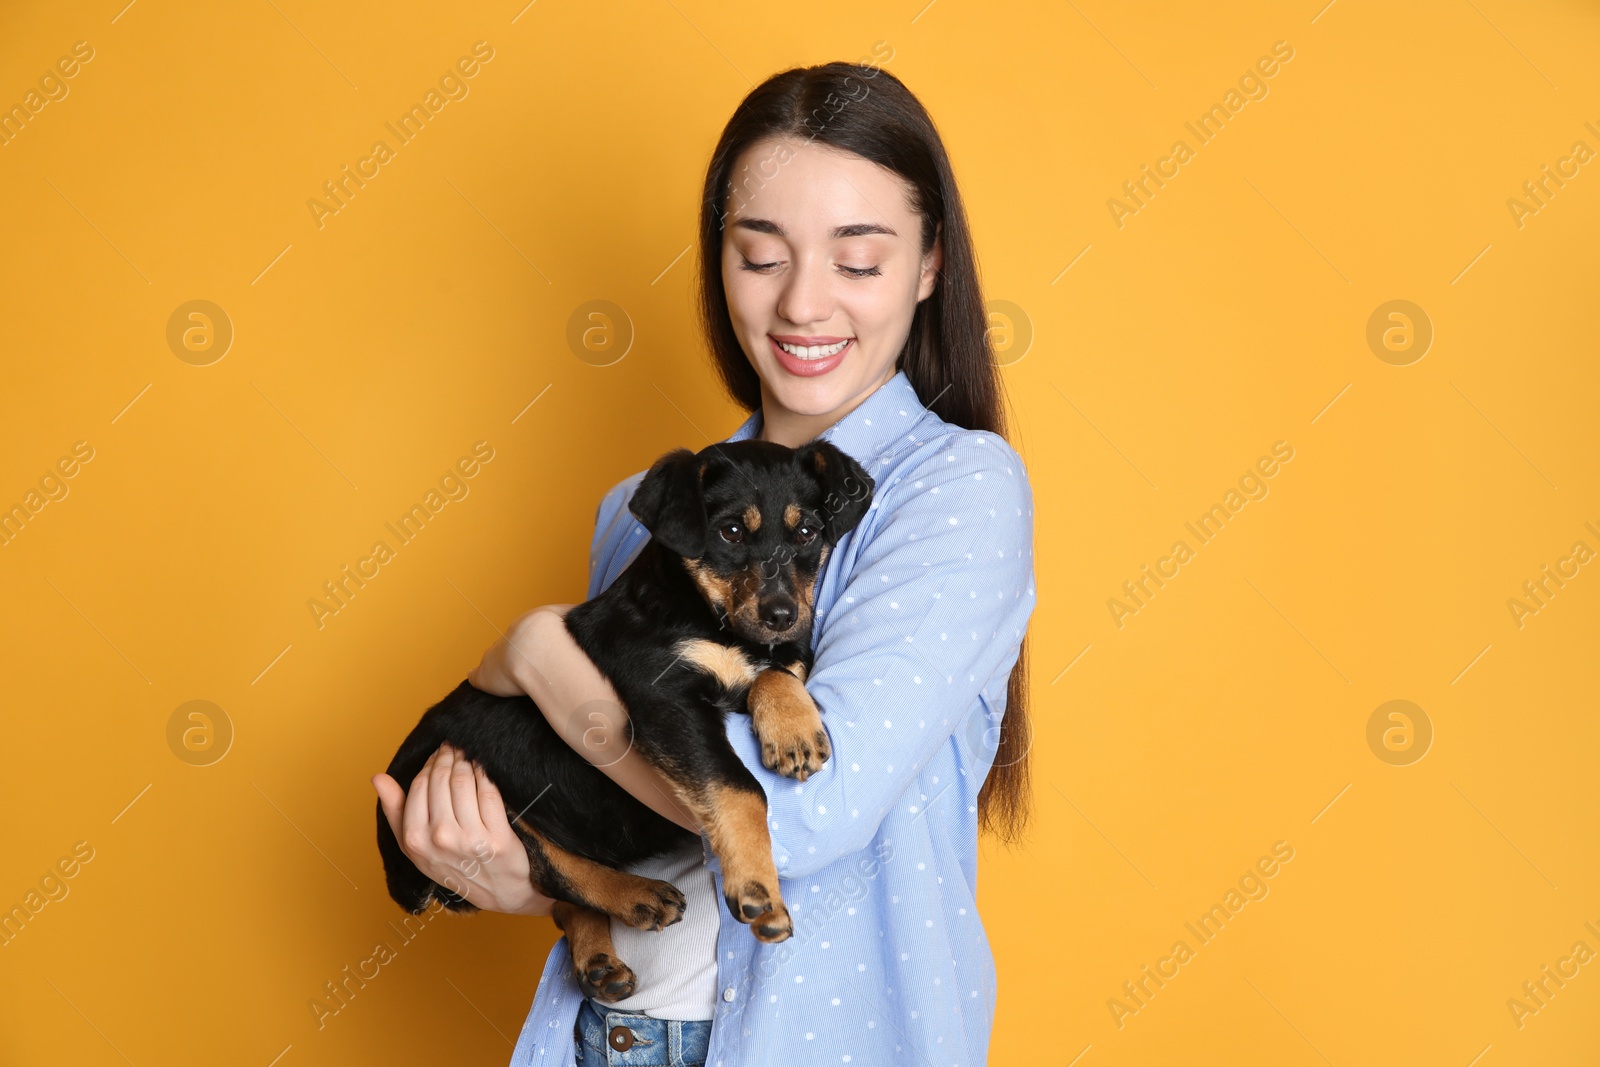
{"left": 377, "top": 437, "right": 873, "bottom": 1001}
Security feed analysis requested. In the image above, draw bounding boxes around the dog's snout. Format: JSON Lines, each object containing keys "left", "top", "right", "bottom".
{"left": 759, "top": 598, "right": 796, "bottom": 631}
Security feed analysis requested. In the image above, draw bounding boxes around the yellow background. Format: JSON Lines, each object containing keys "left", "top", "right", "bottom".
{"left": 1, "top": 0, "right": 1596, "bottom": 1063}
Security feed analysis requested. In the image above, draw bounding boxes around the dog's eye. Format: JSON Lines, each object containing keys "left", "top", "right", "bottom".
{"left": 795, "top": 525, "right": 818, "bottom": 545}
{"left": 719, "top": 524, "right": 744, "bottom": 544}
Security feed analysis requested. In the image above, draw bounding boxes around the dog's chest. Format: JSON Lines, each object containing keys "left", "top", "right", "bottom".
{"left": 671, "top": 636, "right": 803, "bottom": 700}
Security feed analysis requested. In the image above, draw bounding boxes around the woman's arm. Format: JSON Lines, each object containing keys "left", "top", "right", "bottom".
{"left": 469, "top": 605, "right": 702, "bottom": 834}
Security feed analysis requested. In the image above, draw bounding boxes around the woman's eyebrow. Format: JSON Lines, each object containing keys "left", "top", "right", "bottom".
{"left": 732, "top": 218, "right": 899, "bottom": 239}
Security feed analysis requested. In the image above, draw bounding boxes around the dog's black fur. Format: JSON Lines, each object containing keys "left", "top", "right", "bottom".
{"left": 377, "top": 437, "right": 872, "bottom": 1000}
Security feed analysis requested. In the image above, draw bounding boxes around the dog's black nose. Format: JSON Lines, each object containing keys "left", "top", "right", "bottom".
{"left": 760, "top": 599, "right": 796, "bottom": 630}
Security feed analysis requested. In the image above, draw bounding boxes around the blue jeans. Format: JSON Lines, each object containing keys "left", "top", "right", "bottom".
{"left": 573, "top": 997, "right": 713, "bottom": 1067}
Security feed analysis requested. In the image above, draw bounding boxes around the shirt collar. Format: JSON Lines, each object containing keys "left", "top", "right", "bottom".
{"left": 722, "top": 369, "right": 936, "bottom": 475}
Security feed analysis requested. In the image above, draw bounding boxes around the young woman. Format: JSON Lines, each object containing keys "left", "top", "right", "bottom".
{"left": 373, "top": 60, "right": 1036, "bottom": 1067}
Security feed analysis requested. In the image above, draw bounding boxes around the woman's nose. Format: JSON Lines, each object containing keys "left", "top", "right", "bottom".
{"left": 775, "top": 254, "right": 833, "bottom": 327}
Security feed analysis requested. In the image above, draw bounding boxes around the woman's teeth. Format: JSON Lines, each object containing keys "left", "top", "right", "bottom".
{"left": 776, "top": 339, "right": 850, "bottom": 359}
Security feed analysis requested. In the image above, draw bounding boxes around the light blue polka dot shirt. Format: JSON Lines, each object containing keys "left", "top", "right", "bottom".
{"left": 509, "top": 368, "right": 1037, "bottom": 1067}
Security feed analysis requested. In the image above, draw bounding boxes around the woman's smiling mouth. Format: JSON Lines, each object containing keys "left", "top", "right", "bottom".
{"left": 769, "top": 334, "right": 853, "bottom": 377}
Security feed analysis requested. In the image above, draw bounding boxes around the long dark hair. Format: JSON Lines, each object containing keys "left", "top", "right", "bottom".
{"left": 695, "top": 60, "right": 1034, "bottom": 845}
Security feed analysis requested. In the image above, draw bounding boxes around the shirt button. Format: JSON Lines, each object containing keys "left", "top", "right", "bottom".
{"left": 723, "top": 987, "right": 737, "bottom": 1002}
{"left": 608, "top": 1025, "right": 635, "bottom": 1051}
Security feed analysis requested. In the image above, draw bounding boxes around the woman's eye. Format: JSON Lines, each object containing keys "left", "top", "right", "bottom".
{"left": 719, "top": 524, "right": 744, "bottom": 543}
{"left": 796, "top": 525, "right": 818, "bottom": 544}
{"left": 738, "top": 257, "right": 881, "bottom": 278}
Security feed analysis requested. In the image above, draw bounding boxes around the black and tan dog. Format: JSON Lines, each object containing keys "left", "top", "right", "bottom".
{"left": 376, "top": 438, "right": 873, "bottom": 1001}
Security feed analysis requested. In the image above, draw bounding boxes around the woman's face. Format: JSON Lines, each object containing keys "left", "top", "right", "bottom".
{"left": 721, "top": 136, "right": 942, "bottom": 433}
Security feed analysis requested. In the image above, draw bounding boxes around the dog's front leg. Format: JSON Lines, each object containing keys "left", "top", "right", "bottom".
{"left": 637, "top": 716, "right": 795, "bottom": 944}
{"left": 687, "top": 772, "right": 793, "bottom": 944}
{"left": 747, "top": 663, "right": 831, "bottom": 781}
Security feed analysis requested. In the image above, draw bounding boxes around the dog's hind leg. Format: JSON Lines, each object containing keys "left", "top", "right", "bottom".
{"left": 550, "top": 900, "right": 638, "bottom": 1002}
{"left": 511, "top": 817, "right": 688, "bottom": 931}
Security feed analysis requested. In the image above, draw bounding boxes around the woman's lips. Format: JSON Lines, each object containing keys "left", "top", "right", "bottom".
{"left": 769, "top": 336, "right": 852, "bottom": 377}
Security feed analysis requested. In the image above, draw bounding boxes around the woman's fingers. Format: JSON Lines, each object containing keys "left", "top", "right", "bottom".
{"left": 449, "top": 746, "right": 486, "bottom": 837}
{"left": 474, "top": 764, "right": 515, "bottom": 842}
{"left": 471, "top": 765, "right": 543, "bottom": 913}
{"left": 426, "top": 743, "right": 457, "bottom": 830}
{"left": 409, "top": 746, "right": 445, "bottom": 852}
{"left": 372, "top": 772, "right": 405, "bottom": 840}
{"left": 377, "top": 773, "right": 402, "bottom": 832}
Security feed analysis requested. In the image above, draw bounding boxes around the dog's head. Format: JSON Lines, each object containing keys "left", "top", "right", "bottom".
{"left": 628, "top": 438, "right": 874, "bottom": 645}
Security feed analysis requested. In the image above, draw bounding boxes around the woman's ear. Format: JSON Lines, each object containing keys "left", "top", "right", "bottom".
{"left": 917, "top": 220, "right": 943, "bottom": 302}
{"left": 796, "top": 440, "right": 875, "bottom": 545}
{"left": 628, "top": 448, "right": 707, "bottom": 558}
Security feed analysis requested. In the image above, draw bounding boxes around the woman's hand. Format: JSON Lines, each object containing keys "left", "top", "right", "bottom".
{"left": 372, "top": 742, "right": 555, "bottom": 917}
{"left": 468, "top": 604, "right": 576, "bottom": 697}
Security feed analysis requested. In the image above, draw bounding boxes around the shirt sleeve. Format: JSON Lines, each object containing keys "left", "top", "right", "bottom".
{"left": 587, "top": 472, "right": 646, "bottom": 600}
{"left": 720, "top": 430, "right": 1037, "bottom": 880}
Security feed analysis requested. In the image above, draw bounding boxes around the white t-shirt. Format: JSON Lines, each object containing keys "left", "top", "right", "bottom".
{"left": 603, "top": 838, "right": 720, "bottom": 1019}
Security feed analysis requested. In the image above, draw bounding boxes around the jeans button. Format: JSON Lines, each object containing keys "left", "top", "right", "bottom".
{"left": 608, "top": 1025, "right": 635, "bottom": 1051}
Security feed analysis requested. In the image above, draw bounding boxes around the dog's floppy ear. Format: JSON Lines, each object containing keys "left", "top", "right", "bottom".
{"left": 628, "top": 447, "right": 707, "bottom": 558}
{"left": 796, "top": 439, "right": 874, "bottom": 545}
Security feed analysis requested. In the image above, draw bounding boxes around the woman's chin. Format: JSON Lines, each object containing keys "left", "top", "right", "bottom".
{"left": 765, "top": 372, "right": 853, "bottom": 415}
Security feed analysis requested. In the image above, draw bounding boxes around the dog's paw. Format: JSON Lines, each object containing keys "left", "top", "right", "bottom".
{"left": 723, "top": 879, "right": 792, "bottom": 943}
{"left": 576, "top": 953, "right": 638, "bottom": 1002}
{"left": 750, "top": 670, "right": 831, "bottom": 781}
{"left": 623, "top": 879, "right": 687, "bottom": 931}
{"left": 759, "top": 724, "right": 831, "bottom": 781}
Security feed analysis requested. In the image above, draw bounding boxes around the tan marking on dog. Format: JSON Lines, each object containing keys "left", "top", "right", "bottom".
{"left": 792, "top": 560, "right": 814, "bottom": 615}
{"left": 783, "top": 503, "right": 801, "bottom": 529}
{"left": 680, "top": 783, "right": 791, "bottom": 942}
{"left": 687, "top": 558, "right": 786, "bottom": 643}
{"left": 743, "top": 504, "right": 761, "bottom": 531}
{"left": 675, "top": 637, "right": 760, "bottom": 689}
{"left": 512, "top": 817, "right": 686, "bottom": 930}
{"left": 789, "top": 560, "right": 822, "bottom": 639}
{"left": 784, "top": 660, "right": 807, "bottom": 684}
{"left": 811, "top": 450, "right": 827, "bottom": 472}
{"left": 683, "top": 558, "right": 735, "bottom": 615}
{"left": 748, "top": 669, "right": 830, "bottom": 780}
